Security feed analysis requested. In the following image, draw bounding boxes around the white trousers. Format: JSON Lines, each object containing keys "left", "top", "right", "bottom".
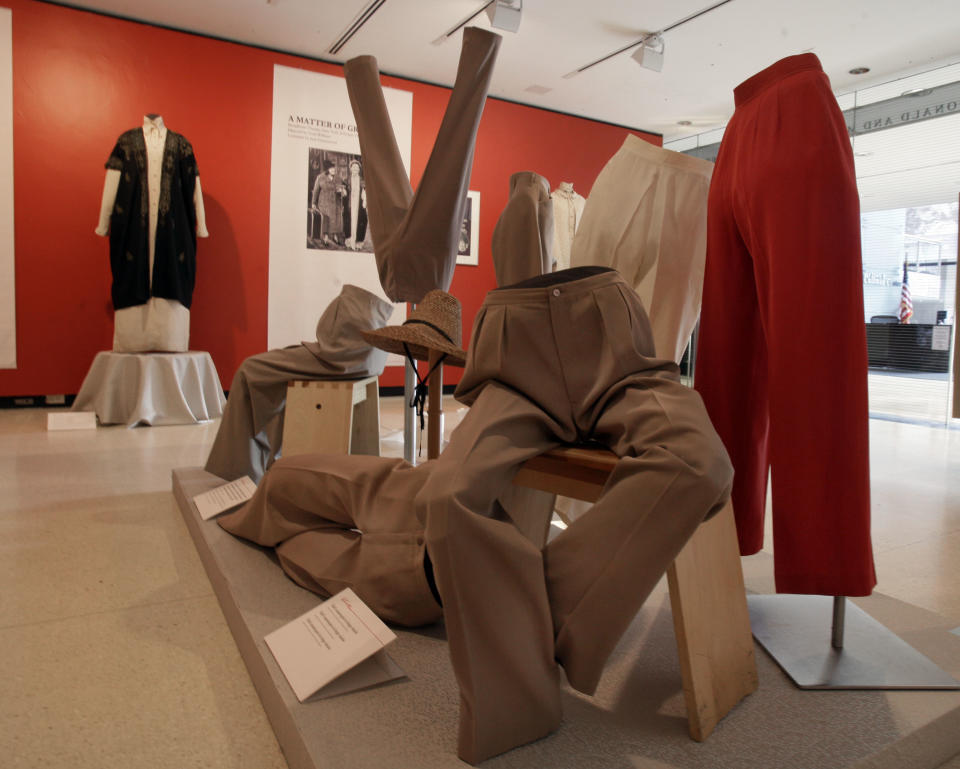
{"left": 571, "top": 134, "right": 713, "bottom": 364}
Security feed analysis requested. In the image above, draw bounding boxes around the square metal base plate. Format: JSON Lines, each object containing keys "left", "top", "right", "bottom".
{"left": 748, "top": 594, "right": 960, "bottom": 689}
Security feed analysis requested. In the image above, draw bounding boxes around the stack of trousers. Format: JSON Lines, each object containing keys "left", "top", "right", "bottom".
{"left": 694, "top": 53, "right": 876, "bottom": 597}
{"left": 344, "top": 26, "right": 500, "bottom": 303}
{"left": 219, "top": 267, "right": 733, "bottom": 763}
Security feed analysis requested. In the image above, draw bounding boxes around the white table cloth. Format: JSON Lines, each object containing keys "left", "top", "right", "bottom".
{"left": 72, "top": 351, "right": 225, "bottom": 426}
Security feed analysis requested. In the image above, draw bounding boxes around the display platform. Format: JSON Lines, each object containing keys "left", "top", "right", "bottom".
{"left": 173, "top": 466, "right": 960, "bottom": 769}
{"left": 73, "top": 351, "right": 225, "bottom": 426}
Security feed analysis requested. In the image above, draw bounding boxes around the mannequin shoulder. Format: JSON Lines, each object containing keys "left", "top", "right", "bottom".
{"left": 170, "top": 131, "right": 195, "bottom": 156}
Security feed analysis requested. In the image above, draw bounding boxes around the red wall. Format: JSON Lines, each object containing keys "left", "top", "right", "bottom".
{"left": 0, "top": 0, "right": 659, "bottom": 396}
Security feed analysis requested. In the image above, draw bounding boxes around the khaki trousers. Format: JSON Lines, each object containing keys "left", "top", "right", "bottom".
{"left": 344, "top": 27, "right": 500, "bottom": 303}
{"left": 219, "top": 454, "right": 442, "bottom": 626}
{"left": 491, "top": 171, "right": 555, "bottom": 286}
{"left": 219, "top": 268, "right": 732, "bottom": 764}
{"left": 430, "top": 268, "right": 732, "bottom": 761}
{"left": 571, "top": 135, "right": 713, "bottom": 363}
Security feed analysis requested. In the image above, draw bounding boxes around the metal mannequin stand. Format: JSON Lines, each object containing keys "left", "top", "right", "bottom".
{"left": 747, "top": 594, "right": 960, "bottom": 689}
{"left": 401, "top": 350, "right": 449, "bottom": 462}
{"left": 403, "top": 357, "right": 418, "bottom": 463}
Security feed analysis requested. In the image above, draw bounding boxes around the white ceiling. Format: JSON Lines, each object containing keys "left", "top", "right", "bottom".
{"left": 57, "top": 0, "right": 960, "bottom": 215}
{"left": 59, "top": 0, "right": 960, "bottom": 141}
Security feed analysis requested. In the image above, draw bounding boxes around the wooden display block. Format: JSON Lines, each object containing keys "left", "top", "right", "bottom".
{"left": 281, "top": 377, "right": 380, "bottom": 459}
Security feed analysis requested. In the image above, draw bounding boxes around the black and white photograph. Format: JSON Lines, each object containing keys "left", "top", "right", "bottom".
{"left": 456, "top": 190, "right": 480, "bottom": 266}
{"left": 306, "top": 148, "right": 371, "bottom": 252}
{"left": 268, "top": 64, "right": 410, "bottom": 350}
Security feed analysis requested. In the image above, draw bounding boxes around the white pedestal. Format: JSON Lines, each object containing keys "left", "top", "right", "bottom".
{"left": 72, "top": 350, "right": 225, "bottom": 426}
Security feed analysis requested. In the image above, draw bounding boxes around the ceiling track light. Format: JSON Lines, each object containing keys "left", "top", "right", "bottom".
{"left": 433, "top": 0, "right": 521, "bottom": 45}
{"left": 486, "top": 0, "right": 522, "bottom": 33}
{"left": 327, "top": 0, "right": 388, "bottom": 56}
{"left": 631, "top": 33, "right": 664, "bottom": 72}
{"left": 563, "top": 0, "right": 734, "bottom": 79}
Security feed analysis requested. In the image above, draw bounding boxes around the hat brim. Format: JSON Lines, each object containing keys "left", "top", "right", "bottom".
{"left": 362, "top": 326, "right": 467, "bottom": 369}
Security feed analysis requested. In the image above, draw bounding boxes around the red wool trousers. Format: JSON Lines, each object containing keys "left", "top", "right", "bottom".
{"left": 694, "top": 54, "right": 876, "bottom": 596}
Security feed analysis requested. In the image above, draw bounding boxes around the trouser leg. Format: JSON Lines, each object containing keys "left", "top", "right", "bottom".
{"left": 545, "top": 381, "right": 733, "bottom": 695}
{"left": 343, "top": 56, "right": 413, "bottom": 251}
{"left": 345, "top": 27, "right": 501, "bottom": 301}
{"left": 420, "top": 383, "right": 568, "bottom": 764}
{"left": 218, "top": 453, "right": 440, "bottom": 626}
{"left": 204, "top": 360, "right": 270, "bottom": 481}
{"left": 694, "top": 173, "right": 768, "bottom": 554}
{"left": 205, "top": 347, "right": 342, "bottom": 482}
{"left": 643, "top": 164, "right": 711, "bottom": 364}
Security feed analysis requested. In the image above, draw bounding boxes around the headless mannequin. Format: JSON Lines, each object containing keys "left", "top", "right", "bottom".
{"left": 95, "top": 115, "right": 209, "bottom": 352}
{"left": 550, "top": 181, "right": 585, "bottom": 271}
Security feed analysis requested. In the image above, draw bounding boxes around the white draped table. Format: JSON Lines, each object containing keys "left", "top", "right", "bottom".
{"left": 72, "top": 351, "right": 226, "bottom": 426}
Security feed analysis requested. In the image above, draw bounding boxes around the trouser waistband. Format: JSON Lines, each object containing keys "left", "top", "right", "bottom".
{"left": 618, "top": 133, "right": 714, "bottom": 177}
{"left": 486, "top": 267, "right": 620, "bottom": 304}
{"left": 734, "top": 53, "right": 823, "bottom": 106}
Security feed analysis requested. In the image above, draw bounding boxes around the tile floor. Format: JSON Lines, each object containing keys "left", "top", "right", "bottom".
{"left": 1, "top": 399, "right": 958, "bottom": 768}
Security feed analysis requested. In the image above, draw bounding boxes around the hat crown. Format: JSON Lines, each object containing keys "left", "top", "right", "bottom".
{"left": 408, "top": 290, "right": 462, "bottom": 347}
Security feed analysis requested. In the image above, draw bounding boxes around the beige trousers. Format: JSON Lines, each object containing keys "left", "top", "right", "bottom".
{"left": 571, "top": 135, "right": 713, "bottom": 363}
{"left": 491, "top": 171, "right": 555, "bottom": 286}
{"left": 219, "top": 268, "right": 732, "bottom": 764}
{"left": 343, "top": 27, "right": 500, "bottom": 303}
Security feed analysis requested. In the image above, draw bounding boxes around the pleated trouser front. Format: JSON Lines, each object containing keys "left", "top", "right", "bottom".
{"left": 694, "top": 54, "right": 876, "bottom": 596}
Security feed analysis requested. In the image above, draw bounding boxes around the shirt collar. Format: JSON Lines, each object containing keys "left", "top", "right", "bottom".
{"left": 142, "top": 114, "right": 167, "bottom": 140}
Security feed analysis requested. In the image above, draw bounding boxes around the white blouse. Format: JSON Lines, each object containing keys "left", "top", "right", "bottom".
{"left": 550, "top": 182, "right": 585, "bottom": 271}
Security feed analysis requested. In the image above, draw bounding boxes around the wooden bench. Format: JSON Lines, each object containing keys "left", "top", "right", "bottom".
{"left": 513, "top": 445, "right": 758, "bottom": 741}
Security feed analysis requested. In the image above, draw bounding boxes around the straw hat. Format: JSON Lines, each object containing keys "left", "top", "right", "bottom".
{"left": 361, "top": 290, "right": 467, "bottom": 368}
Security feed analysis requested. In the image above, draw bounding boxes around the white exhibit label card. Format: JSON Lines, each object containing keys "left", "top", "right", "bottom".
{"left": 47, "top": 411, "right": 97, "bottom": 431}
{"left": 193, "top": 476, "right": 257, "bottom": 520}
{"left": 265, "top": 588, "right": 401, "bottom": 702}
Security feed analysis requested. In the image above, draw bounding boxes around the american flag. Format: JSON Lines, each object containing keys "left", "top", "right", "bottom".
{"left": 899, "top": 261, "right": 913, "bottom": 324}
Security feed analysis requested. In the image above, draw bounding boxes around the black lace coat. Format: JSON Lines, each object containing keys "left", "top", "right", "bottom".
{"left": 105, "top": 129, "right": 200, "bottom": 310}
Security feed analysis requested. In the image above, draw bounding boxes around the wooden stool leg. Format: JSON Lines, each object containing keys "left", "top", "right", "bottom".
{"left": 349, "top": 379, "right": 381, "bottom": 456}
{"left": 427, "top": 351, "right": 444, "bottom": 460}
{"left": 666, "top": 501, "right": 758, "bottom": 740}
